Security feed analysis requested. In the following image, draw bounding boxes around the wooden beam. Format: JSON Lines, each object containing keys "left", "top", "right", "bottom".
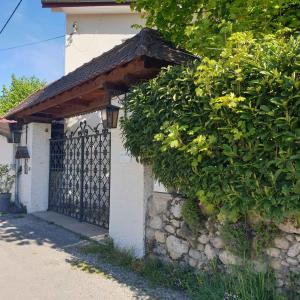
{"left": 15, "top": 78, "right": 104, "bottom": 118}
{"left": 143, "top": 57, "right": 171, "bottom": 69}
{"left": 21, "top": 116, "right": 53, "bottom": 124}
{"left": 53, "top": 96, "right": 110, "bottom": 119}
{"left": 103, "top": 82, "right": 129, "bottom": 96}
{"left": 13, "top": 58, "right": 145, "bottom": 119}
{"left": 123, "top": 67, "right": 161, "bottom": 86}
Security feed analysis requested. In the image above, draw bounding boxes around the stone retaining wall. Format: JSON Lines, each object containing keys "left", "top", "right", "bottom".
{"left": 146, "top": 192, "right": 300, "bottom": 293}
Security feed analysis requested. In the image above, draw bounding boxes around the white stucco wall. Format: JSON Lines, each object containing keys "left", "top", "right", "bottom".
{"left": 18, "top": 123, "right": 51, "bottom": 213}
{"left": 154, "top": 181, "right": 168, "bottom": 193}
{"left": 109, "top": 110, "right": 153, "bottom": 257}
{"left": 65, "top": 13, "right": 143, "bottom": 73}
{"left": 0, "top": 136, "right": 14, "bottom": 166}
{"left": 0, "top": 136, "right": 15, "bottom": 201}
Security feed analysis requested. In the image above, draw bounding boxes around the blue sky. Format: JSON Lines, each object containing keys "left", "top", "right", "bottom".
{"left": 0, "top": 0, "right": 65, "bottom": 88}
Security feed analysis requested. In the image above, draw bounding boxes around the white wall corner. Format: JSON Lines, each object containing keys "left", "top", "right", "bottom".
{"left": 109, "top": 118, "right": 154, "bottom": 258}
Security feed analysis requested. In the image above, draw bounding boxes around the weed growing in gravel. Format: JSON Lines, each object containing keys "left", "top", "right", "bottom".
{"left": 79, "top": 241, "right": 288, "bottom": 300}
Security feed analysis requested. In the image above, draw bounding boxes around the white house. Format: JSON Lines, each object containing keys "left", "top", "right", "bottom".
{"left": 0, "top": 0, "right": 194, "bottom": 257}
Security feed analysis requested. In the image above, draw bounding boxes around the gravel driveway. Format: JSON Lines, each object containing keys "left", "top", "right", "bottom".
{"left": 0, "top": 214, "right": 187, "bottom": 300}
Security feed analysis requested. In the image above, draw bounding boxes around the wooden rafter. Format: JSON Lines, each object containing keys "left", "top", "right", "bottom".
{"left": 13, "top": 58, "right": 148, "bottom": 120}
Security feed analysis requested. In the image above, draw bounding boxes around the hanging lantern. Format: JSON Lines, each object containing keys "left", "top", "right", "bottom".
{"left": 101, "top": 105, "right": 120, "bottom": 129}
{"left": 11, "top": 128, "right": 22, "bottom": 144}
{"left": 15, "top": 146, "right": 30, "bottom": 159}
{"left": 9, "top": 123, "right": 22, "bottom": 144}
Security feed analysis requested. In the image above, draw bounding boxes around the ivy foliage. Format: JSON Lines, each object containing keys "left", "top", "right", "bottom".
{"left": 121, "top": 32, "right": 300, "bottom": 223}
{"left": 0, "top": 75, "right": 46, "bottom": 117}
{"left": 129, "top": 0, "right": 299, "bottom": 57}
{"left": 181, "top": 198, "right": 205, "bottom": 233}
{"left": 220, "top": 221, "right": 253, "bottom": 258}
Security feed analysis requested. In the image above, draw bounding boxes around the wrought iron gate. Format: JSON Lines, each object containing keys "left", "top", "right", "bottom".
{"left": 49, "top": 121, "right": 111, "bottom": 229}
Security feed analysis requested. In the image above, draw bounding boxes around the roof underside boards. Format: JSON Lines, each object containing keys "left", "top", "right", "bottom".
{"left": 6, "top": 28, "right": 198, "bottom": 123}
{"left": 42, "top": 0, "right": 131, "bottom": 7}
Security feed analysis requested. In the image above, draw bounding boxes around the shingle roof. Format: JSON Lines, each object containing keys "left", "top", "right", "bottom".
{"left": 6, "top": 28, "right": 198, "bottom": 118}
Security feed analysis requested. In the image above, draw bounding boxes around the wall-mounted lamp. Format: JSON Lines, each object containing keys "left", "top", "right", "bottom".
{"left": 10, "top": 125, "right": 22, "bottom": 144}
{"left": 15, "top": 146, "right": 30, "bottom": 160}
{"left": 101, "top": 105, "right": 120, "bottom": 129}
{"left": 15, "top": 146, "right": 30, "bottom": 174}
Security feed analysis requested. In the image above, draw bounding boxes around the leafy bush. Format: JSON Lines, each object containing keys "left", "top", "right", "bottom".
{"left": 129, "top": 0, "right": 300, "bottom": 57}
{"left": 181, "top": 198, "right": 204, "bottom": 232}
{"left": 220, "top": 219, "right": 280, "bottom": 258}
{"left": 252, "top": 222, "right": 280, "bottom": 257}
{"left": 0, "top": 164, "right": 15, "bottom": 194}
{"left": 121, "top": 32, "right": 300, "bottom": 223}
{"left": 220, "top": 220, "right": 253, "bottom": 258}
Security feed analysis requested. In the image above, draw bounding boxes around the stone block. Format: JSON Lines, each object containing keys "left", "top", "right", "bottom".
{"left": 211, "top": 237, "right": 224, "bottom": 249}
{"left": 204, "top": 244, "right": 217, "bottom": 260}
{"left": 165, "top": 225, "right": 175, "bottom": 234}
{"left": 166, "top": 235, "right": 189, "bottom": 260}
{"left": 271, "top": 259, "right": 282, "bottom": 271}
{"left": 287, "top": 243, "right": 300, "bottom": 258}
{"left": 219, "top": 251, "right": 242, "bottom": 265}
{"left": 146, "top": 228, "right": 155, "bottom": 240}
{"left": 177, "top": 222, "right": 197, "bottom": 247}
{"left": 197, "top": 243, "right": 205, "bottom": 251}
{"left": 154, "top": 231, "right": 166, "bottom": 244}
{"left": 274, "top": 237, "right": 290, "bottom": 250}
{"left": 286, "top": 235, "right": 295, "bottom": 242}
{"left": 189, "top": 258, "right": 198, "bottom": 268}
{"left": 198, "top": 234, "right": 210, "bottom": 244}
{"left": 171, "top": 202, "right": 182, "bottom": 219}
{"left": 286, "top": 257, "right": 298, "bottom": 266}
{"left": 189, "top": 249, "right": 202, "bottom": 260}
{"left": 266, "top": 247, "right": 281, "bottom": 258}
{"left": 171, "top": 219, "right": 180, "bottom": 228}
{"left": 149, "top": 216, "right": 163, "bottom": 230}
{"left": 278, "top": 223, "right": 300, "bottom": 235}
{"left": 148, "top": 193, "right": 169, "bottom": 216}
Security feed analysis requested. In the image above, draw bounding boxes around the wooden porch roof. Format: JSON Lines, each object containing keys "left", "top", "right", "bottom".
{"left": 5, "top": 28, "right": 197, "bottom": 123}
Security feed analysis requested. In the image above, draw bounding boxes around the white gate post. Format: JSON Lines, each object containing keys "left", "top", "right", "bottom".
{"left": 109, "top": 111, "right": 153, "bottom": 258}
{"left": 18, "top": 122, "right": 52, "bottom": 213}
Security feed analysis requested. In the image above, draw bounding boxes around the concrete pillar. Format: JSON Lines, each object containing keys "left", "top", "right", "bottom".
{"left": 18, "top": 123, "right": 51, "bottom": 213}
{"left": 109, "top": 111, "right": 153, "bottom": 258}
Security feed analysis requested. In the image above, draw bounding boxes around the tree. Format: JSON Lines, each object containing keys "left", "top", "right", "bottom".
{"left": 130, "top": 0, "right": 299, "bottom": 56}
{"left": 0, "top": 75, "right": 46, "bottom": 117}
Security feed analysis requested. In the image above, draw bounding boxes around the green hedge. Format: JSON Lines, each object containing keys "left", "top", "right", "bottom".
{"left": 121, "top": 32, "right": 300, "bottom": 223}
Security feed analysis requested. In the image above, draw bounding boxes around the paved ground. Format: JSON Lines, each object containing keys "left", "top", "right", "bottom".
{"left": 0, "top": 214, "right": 187, "bottom": 300}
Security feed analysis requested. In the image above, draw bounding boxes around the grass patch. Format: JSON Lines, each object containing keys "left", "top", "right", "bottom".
{"left": 79, "top": 240, "right": 288, "bottom": 300}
